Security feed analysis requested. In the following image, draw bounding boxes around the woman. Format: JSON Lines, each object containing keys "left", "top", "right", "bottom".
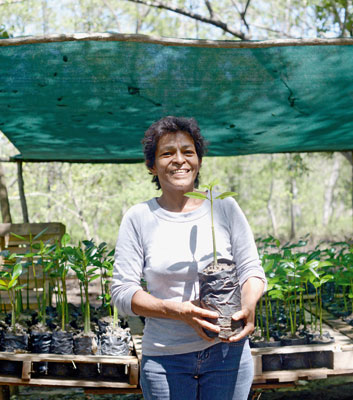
{"left": 111, "top": 116, "right": 266, "bottom": 400}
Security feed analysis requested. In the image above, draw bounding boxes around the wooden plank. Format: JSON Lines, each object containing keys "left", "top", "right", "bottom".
{"left": 0, "top": 352, "right": 138, "bottom": 364}
{"left": 0, "top": 376, "right": 137, "bottom": 389}
{"left": 132, "top": 335, "right": 142, "bottom": 362}
{"left": 84, "top": 388, "right": 142, "bottom": 394}
{"left": 128, "top": 363, "right": 139, "bottom": 386}
{"left": 253, "top": 355, "right": 262, "bottom": 376}
{"left": 333, "top": 350, "right": 353, "bottom": 370}
{"left": 0, "top": 223, "right": 65, "bottom": 237}
{"left": 21, "top": 361, "right": 32, "bottom": 381}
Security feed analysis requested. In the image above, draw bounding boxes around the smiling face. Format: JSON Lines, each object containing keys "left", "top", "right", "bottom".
{"left": 149, "top": 131, "right": 202, "bottom": 194}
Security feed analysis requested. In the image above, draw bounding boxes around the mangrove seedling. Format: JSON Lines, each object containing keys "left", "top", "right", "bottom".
{"left": 69, "top": 240, "right": 101, "bottom": 335}
{"left": 184, "top": 179, "right": 236, "bottom": 267}
{"left": 0, "top": 263, "right": 26, "bottom": 330}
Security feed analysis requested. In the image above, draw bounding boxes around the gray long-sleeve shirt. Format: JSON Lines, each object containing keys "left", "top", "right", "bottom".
{"left": 111, "top": 195, "right": 266, "bottom": 356}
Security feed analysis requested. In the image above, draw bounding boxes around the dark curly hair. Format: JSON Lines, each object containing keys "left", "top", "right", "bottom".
{"left": 142, "top": 116, "right": 207, "bottom": 190}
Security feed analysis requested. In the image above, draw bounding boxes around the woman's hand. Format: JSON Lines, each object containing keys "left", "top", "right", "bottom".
{"left": 178, "top": 301, "right": 220, "bottom": 342}
{"left": 131, "top": 290, "right": 220, "bottom": 341}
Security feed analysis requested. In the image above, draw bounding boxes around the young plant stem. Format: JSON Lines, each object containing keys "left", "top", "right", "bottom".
{"left": 265, "top": 294, "right": 270, "bottom": 341}
{"left": 113, "top": 306, "right": 118, "bottom": 329}
{"left": 209, "top": 189, "right": 218, "bottom": 267}
{"left": 319, "top": 288, "right": 323, "bottom": 337}
{"left": 26, "top": 265, "right": 30, "bottom": 309}
{"left": 315, "top": 287, "right": 319, "bottom": 331}
{"left": 84, "top": 281, "right": 90, "bottom": 335}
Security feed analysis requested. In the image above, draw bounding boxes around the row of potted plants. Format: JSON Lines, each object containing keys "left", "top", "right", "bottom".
{"left": 252, "top": 235, "right": 353, "bottom": 347}
{"left": 0, "top": 230, "right": 130, "bottom": 378}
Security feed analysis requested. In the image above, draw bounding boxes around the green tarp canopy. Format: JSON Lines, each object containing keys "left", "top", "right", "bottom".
{"left": 1, "top": 33, "right": 353, "bottom": 163}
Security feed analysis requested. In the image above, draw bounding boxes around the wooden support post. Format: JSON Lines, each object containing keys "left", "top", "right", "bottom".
{"left": 128, "top": 363, "right": 139, "bottom": 386}
{"left": 17, "top": 161, "right": 29, "bottom": 223}
{"left": 0, "top": 163, "right": 12, "bottom": 223}
{"left": 0, "top": 386, "right": 10, "bottom": 400}
{"left": 22, "top": 360, "right": 32, "bottom": 380}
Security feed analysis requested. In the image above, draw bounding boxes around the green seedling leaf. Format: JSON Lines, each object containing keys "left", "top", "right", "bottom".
{"left": 0, "top": 279, "right": 7, "bottom": 286}
{"left": 13, "top": 264, "right": 22, "bottom": 276}
{"left": 89, "top": 274, "right": 100, "bottom": 282}
{"left": 0, "top": 285, "right": 8, "bottom": 291}
{"left": 23, "top": 252, "right": 36, "bottom": 258}
{"left": 61, "top": 233, "right": 71, "bottom": 246}
{"left": 15, "top": 284, "right": 27, "bottom": 291}
{"left": 8, "top": 278, "right": 18, "bottom": 289}
{"left": 216, "top": 191, "right": 237, "bottom": 200}
{"left": 10, "top": 232, "right": 26, "bottom": 241}
{"left": 184, "top": 192, "right": 208, "bottom": 200}
{"left": 33, "top": 227, "right": 49, "bottom": 241}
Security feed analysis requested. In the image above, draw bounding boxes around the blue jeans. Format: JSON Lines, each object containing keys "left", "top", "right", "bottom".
{"left": 140, "top": 338, "right": 253, "bottom": 400}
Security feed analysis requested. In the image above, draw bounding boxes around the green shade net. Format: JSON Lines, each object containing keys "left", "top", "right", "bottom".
{"left": 1, "top": 36, "right": 353, "bottom": 162}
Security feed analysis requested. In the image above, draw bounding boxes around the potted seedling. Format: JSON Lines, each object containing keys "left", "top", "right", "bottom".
{"left": 69, "top": 240, "right": 100, "bottom": 378}
{"left": 185, "top": 179, "right": 241, "bottom": 340}
{"left": 0, "top": 262, "right": 29, "bottom": 375}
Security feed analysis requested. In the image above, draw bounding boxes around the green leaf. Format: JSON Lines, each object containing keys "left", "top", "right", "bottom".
{"left": 33, "top": 227, "right": 49, "bottom": 241}
{"left": 0, "top": 285, "right": 8, "bottom": 291}
{"left": 89, "top": 274, "right": 100, "bottom": 282}
{"left": 184, "top": 192, "right": 208, "bottom": 200}
{"left": 8, "top": 277, "right": 18, "bottom": 289}
{"left": 208, "top": 178, "right": 219, "bottom": 189}
{"left": 13, "top": 264, "right": 22, "bottom": 277}
{"left": 216, "top": 191, "right": 237, "bottom": 200}
{"left": 10, "top": 232, "right": 26, "bottom": 241}
{"left": 0, "top": 279, "right": 7, "bottom": 286}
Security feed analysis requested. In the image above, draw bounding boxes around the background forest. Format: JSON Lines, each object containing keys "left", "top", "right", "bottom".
{"left": 0, "top": 0, "right": 352, "bottom": 248}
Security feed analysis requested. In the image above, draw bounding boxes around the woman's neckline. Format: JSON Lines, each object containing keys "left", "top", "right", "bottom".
{"left": 156, "top": 194, "right": 206, "bottom": 213}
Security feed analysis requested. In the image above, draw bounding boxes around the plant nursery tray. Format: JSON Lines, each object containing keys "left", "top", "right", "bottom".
{"left": 252, "top": 322, "right": 353, "bottom": 385}
{"left": 0, "top": 346, "right": 140, "bottom": 390}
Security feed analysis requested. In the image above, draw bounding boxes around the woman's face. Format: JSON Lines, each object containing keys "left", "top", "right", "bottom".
{"left": 150, "top": 131, "right": 202, "bottom": 193}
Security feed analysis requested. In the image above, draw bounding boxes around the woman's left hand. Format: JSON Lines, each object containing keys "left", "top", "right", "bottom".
{"left": 222, "top": 277, "right": 265, "bottom": 343}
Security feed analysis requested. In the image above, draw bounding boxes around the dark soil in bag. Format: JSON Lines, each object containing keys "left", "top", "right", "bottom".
{"left": 0, "top": 331, "right": 29, "bottom": 376}
{"left": 73, "top": 334, "right": 98, "bottom": 379}
{"left": 48, "top": 331, "right": 75, "bottom": 377}
{"left": 199, "top": 258, "right": 243, "bottom": 339}
{"left": 30, "top": 331, "right": 52, "bottom": 376}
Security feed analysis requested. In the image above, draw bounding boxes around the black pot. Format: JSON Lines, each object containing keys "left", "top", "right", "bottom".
{"left": 280, "top": 335, "right": 307, "bottom": 346}
{"left": 48, "top": 331, "right": 75, "bottom": 377}
{"left": 250, "top": 339, "right": 281, "bottom": 348}
{"left": 30, "top": 331, "right": 52, "bottom": 376}
{"left": 99, "top": 331, "right": 131, "bottom": 379}
{"left": 0, "top": 332, "right": 28, "bottom": 376}
{"left": 199, "top": 258, "right": 243, "bottom": 339}
{"left": 73, "top": 335, "right": 98, "bottom": 379}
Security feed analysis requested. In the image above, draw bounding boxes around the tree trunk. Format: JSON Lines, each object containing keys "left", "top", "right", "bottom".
{"left": 289, "top": 176, "right": 298, "bottom": 239}
{"left": 340, "top": 151, "right": 353, "bottom": 230}
{"left": 267, "top": 155, "right": 278, "bottom": 236}
{"left": 323, "top": 154, "right": 340, "bottom": 226}
{"left": 0, "top": 163, "right": 12, "bottom": 223}
{"left": 17, "top": 161, "right": 29, "bottom": 223}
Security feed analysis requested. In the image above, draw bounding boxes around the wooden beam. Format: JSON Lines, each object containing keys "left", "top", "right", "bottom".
{"left": 0, "top": 163, "right": 12, "bottom": 223}
{"left": 16, "top": 161, "right": 29, "bottom": 223}
{"left": 0, "top": 33, "right": 353, "bottom": 49}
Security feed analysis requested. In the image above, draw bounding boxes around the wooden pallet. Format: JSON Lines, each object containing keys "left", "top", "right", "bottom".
{"left": 0, "top": 222, "right": 66, "bottom": 310}
{"left": 0, "top": 351, "right": 139, "bottom": 389}
{"left": 252, "top": 321, "right": 353, "bottom": 385}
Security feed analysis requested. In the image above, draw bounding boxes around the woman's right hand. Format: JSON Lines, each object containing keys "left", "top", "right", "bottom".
{"left": 178, "top": 301, "right": 220, "bottom": 341}
{"left": 131, "top": 290, "right": 220, "bottom": 341}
